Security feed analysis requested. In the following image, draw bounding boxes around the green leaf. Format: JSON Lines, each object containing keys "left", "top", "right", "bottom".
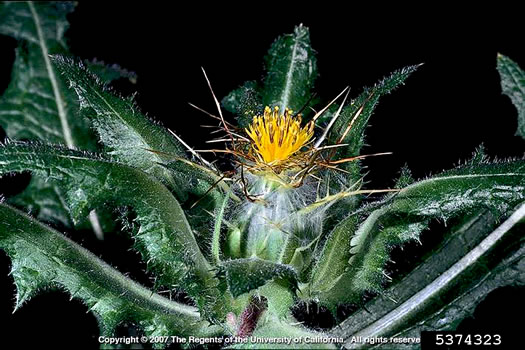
{"left": 313, "top": 158, "right": 525, "bottom": 309}
{"left": 51, "top": 55, "right": 186, "bottom": 190}
{"left": 306, "top": 179, "right": 409, "bottom": 295}
{"left": 318, "top": 66, "right": 420, "bottom": 225}
{"left": 307, "top": 215, "right": 359, "bottom": 296}
{"left": 257, "top": 281, "right": 295, "bottom": 320}
{"left": 0, "top": 202, "right": 221, "bottom": 344}
{"left": 0, "top": 141, "right": 225, "bottom": 319}
{"left": 394, "top": 164, "right": 415, "bottom": 189}
{"left": 497, "top": 54, "right": 525, "bottom": 140}
{"left": 281, "top": 231, "right": 323, "bottom": 282}
{"left": 7, "top": 177, "right": 70, "bottom": 228}
{"left": 0, "top": 2, "right": 98, "bottom": 227}
{"left": 162, "top": 159, "right": 238, "bottom": 253}
{"left": 222, "top": 81, "right": 262, "bottom": 128}
{"left": 328, "top": 64, "right": 420, "bottom": 180}
{"left": 262, "top": 24, "right": 317, "bottom": 113}
{"left": 85, "top": 58, "right": 137, "bottom": 85}
{"left": 332, "top": 205, "right": 525, "bottom": 348}
{"left": 217, "top": 258, "right": 298, "bottom": 298}
{"left": 163, "top": 158, "right": 227, "bottom": 205}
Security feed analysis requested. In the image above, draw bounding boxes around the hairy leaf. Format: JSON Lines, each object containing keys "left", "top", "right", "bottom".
{"left": 0, "top": 2, "right": 86, "bottom": 145}
{"left": 217, "top": 258, "right": 298, "bottom": 298}
{"left": 332, "top": 204, "right": 525, "bottom": 348}
{"left": 51, "top": 55, "right": 186, "bottom": 191}
{"left": 282, "top": 230, "right": 323, "bottom": 282}
{"left": 497, "top": 54, "right": 525, "bottom": 140}
{"left": 85, "top": 58, "right": 137, "bottom": 85}
{"left": 318, "top": 66, "right": 420, "bottom": 227}
{"left": 262, "top": 24, "right": 317, "bottom": 113}
{"left": 0, "top": 202, "right": 221, "bottom": 346}
{"left": 163, "top": 159, "right": 227, "bottom": 205}
{"left": 0, "top": 2, "right": 97, "bottom": 227}
{"left": 330, "top": 64, "right": 420, "bottom": 152}
{"left": 162, "top": 159, "right": 236, "bottom": 253}
{"left": 222, "top": 81, "right": 262, "bottom": 128}
{"left": 257, "top": 281, "right": 296, "bottom": 320}
{"left": 328, "top": 64, "right": 420, "bottom": 182}
{"left": 306, "top": 166, "right": 414, "bottom": 297}
{"left": 0, "top": 141, "right": 225, "bottom": 319}
{"left": 307, "top": 215, "right": 359, "bottom": 296}
{"left": 311, "top": 158, "right": 525, "bottom": 309}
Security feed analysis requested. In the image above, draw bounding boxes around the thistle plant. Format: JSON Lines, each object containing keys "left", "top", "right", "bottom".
{"left": 1, "top": 2, "right": 525, "bottom": 349}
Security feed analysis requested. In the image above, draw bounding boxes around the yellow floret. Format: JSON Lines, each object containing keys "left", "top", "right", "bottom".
{"left": 246, "top": 106, "right": 314, "bottom": 165}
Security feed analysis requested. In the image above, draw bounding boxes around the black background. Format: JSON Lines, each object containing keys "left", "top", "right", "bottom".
{"left": 0, "top": 3, "right": 524, "bottom": 349}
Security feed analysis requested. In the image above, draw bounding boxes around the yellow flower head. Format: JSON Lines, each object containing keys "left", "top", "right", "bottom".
{"left": 246, "top": 106, "right": 314, "bottom": 166}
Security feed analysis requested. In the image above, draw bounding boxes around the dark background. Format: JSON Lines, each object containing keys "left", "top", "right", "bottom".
{"left": 0, "top": 3, "right": 524, "bottom": 348}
